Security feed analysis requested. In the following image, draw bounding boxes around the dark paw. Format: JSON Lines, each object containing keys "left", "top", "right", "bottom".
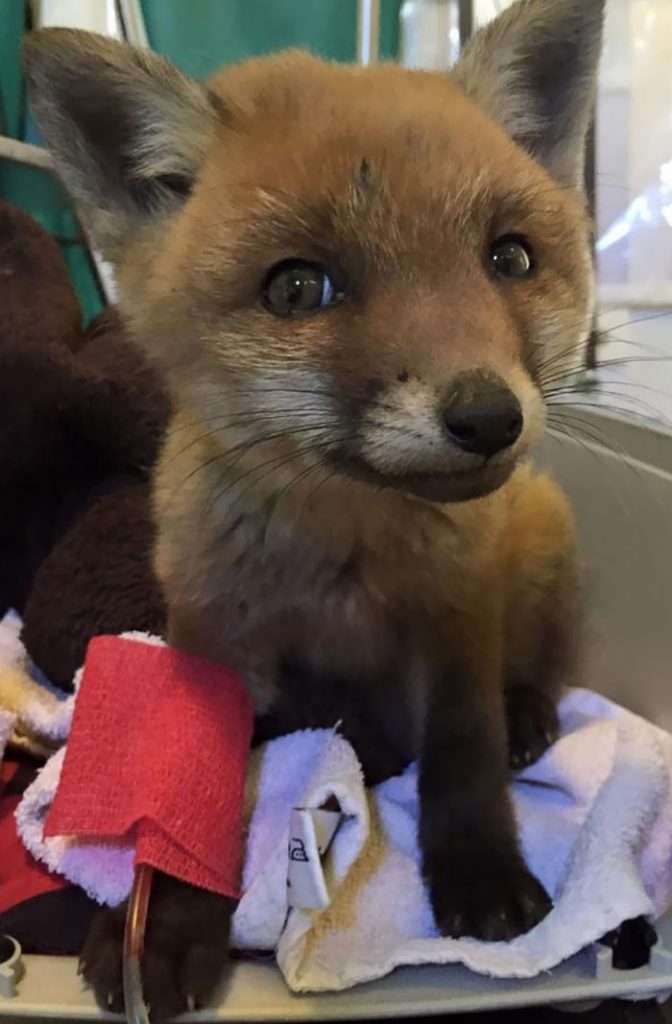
{"left": 505, "top": 685, "right": 559, "bottom": 771}
{"left": 600, "top": 917, "right": 658, "bottom": 971}
{"left": 79, "top": 903, "right": 126, "bottom": 1014}
{"left": 80, "top": 874, "right": 235, "bottom": 1022}
{"left": 427, "top": 855, "right": 553, "bottom": 942}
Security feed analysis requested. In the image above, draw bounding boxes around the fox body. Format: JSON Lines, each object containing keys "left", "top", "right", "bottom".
{"left": 25, "top": 0, "right": 604, "bottom": 1017}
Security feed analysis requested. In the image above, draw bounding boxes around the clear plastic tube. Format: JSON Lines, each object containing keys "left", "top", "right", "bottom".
{"left": 123, "top": 864, "right": 154, "bottom": 1024}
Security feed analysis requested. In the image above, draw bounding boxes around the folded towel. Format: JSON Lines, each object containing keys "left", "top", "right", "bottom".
{"left": 0, "top": 709, "right": 16, "bottom": 761}
{"left": 12, "top": 620, "right": 672, "bottom": 994}
{"left": 0, "top": 611, "right": 25, "bottom": 667}
{"left": 0, "top": 611, "right": 73, "bottom": 759}
{"left": 279, "top": 692, "right": 672, "bottom": 990}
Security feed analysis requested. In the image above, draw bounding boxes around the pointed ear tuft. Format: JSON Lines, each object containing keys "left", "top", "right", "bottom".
{"left": 454, "top": 0, "right": 605, "bottom": 188}
{"left": 24, "top": 29, "right": 224, "bottom": 256}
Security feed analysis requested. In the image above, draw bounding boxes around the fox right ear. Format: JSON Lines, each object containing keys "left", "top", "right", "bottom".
{"left": 24, "top": 29, "right": 223, "bottom": 257}
{"left": 454, "top": 0, "right": 605, "bottom": 189}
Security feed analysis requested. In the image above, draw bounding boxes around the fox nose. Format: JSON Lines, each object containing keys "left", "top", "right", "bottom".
{"left": 443, "top": 378, "right": 523, "bottom": 458}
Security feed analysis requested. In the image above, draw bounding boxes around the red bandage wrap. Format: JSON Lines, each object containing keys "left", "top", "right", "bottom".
{"left": 44, "top": 636, "right": 254, "bottom": 899}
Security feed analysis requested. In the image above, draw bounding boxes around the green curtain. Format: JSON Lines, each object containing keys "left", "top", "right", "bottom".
{"left": 142, "top": 0, "right": 401, "bottom": 74}
{"left": 0, "top": 1, "right": 102, "bottom": 323}
{"left": 0, "top": 162, "right": 102, "bottom": 325}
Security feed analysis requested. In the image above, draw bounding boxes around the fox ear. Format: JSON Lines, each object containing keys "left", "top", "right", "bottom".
{"left": 24, "top": 28, "right": 223, "bottom": 257}
{"left": 453, "top": 0, "right": 605, "bottom": 189}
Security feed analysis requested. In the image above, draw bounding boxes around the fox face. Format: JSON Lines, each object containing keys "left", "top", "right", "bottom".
{"left": 25, "top": 0, "right": 602, "bottom": 504}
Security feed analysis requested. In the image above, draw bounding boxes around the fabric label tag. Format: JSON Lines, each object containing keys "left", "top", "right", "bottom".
{"left": 287, "top": 808, "right": 341, "bottom": 910}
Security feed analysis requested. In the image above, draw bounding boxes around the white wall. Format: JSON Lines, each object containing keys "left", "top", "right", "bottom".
{"left": 597, "top": 0, "right": 672, "bottom": 308}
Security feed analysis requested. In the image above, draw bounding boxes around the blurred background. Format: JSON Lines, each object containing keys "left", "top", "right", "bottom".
{"left": 1, "top": 0, "right": 670, "bottom": 424}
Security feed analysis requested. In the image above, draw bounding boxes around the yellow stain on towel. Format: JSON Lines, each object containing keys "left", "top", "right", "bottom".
{"left": 0, "top": 663, "right": 62, "bottom": 759}
{"left": 304, "top": 793, "right": 387, "bottom": 945}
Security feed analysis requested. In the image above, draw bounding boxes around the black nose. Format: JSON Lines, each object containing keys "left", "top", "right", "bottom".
{"left": 443, "top": 386, "right": 523, "bottom": 457}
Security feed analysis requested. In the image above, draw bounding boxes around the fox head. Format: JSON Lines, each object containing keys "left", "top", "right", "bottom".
{"left": 25, "top": 0, "right": 604, "bottom": 504}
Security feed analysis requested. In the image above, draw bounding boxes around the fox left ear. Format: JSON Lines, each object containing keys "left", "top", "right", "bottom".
{"left": 24, "top": 28, "right": 222, "bottom": 259}
{"left": 453, "top": 0, "right": 605, "bottom": 189}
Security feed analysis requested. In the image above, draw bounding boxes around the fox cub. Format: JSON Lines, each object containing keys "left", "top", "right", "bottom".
{"left": 26, "top": 0, "right": 603, "bottom": 1017}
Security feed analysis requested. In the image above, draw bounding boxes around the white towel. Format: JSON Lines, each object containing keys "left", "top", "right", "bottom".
{"left": 0, "top": 611, "right": 73, "bottom": 759}
{"left": 5, "top": 616, "right": 672, "bottom": 993}
{"left": 0, "top": 708, "right": 17, "bottom": 759}
{"left": 278, "top": 692, "right": 672, "bottom": 990}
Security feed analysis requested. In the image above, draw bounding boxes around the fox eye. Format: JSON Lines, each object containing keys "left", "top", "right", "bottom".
{"left": 490, "top": 235, "right": 535, "bottom": 279}
{"left": 262, "top": 260, "right": 343, "bottom": 317}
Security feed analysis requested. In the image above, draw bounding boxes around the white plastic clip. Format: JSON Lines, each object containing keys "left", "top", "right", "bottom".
{"left": 0, "top": 936, "right": 24, "bottom": 998}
